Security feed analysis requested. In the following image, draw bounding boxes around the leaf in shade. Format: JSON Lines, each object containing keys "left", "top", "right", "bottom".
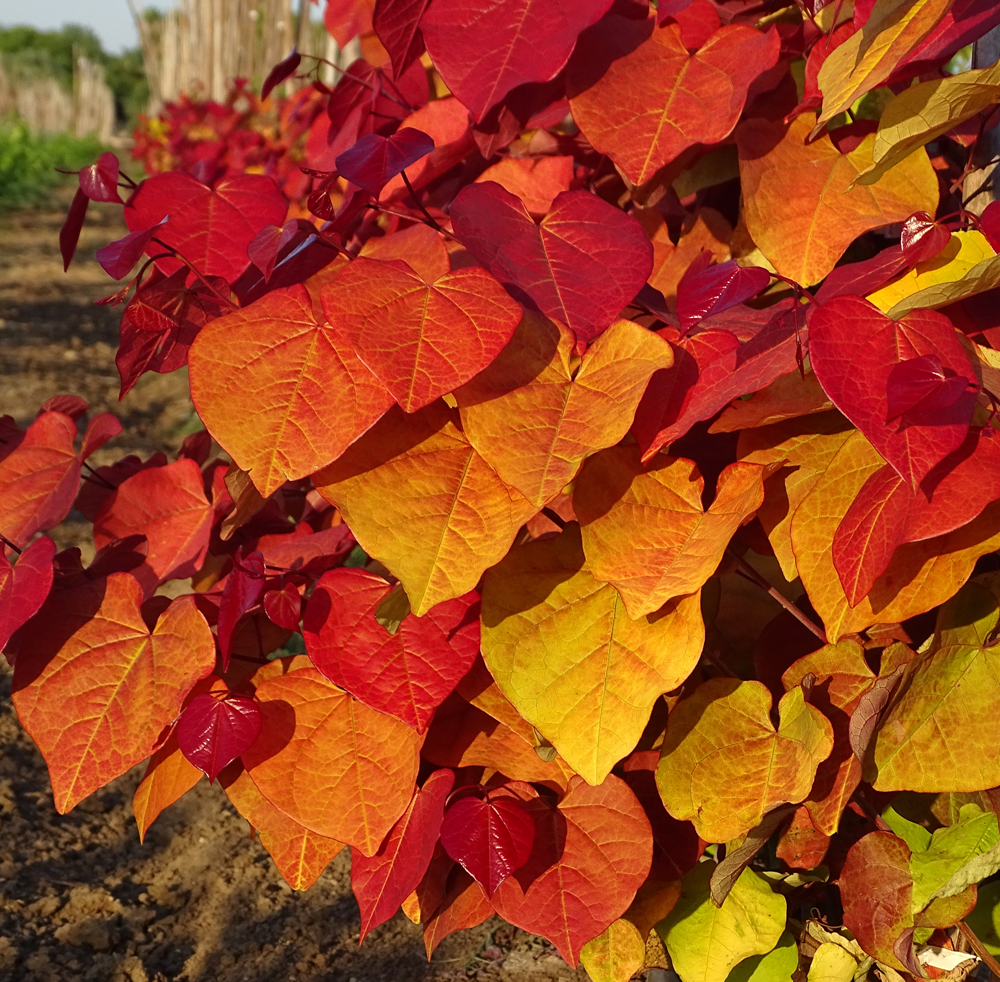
{"left": 491, "top": 774, "right": 652, "bottom": 966}
{"left": 809, "top": 296, "right": 976, "bottom": 490}
{"left": 351, "top": 768, "right": 454, "bottom": 940}
{"left": 421, "top": 0, "right": 614, "bottom": 122}
{"left": 216, "top": 549, "right": 266, "bottom": 670}
{"left": 320, "top": 257, "right": 521, "bottom": 412}
{"left": 421, "top": 857, "right": 495, "bottom": 957}
{"left": 900, "top": 212, "right": 952, "bottom": 267}
{"left": 335, "top": 128, "right": 435, "bottom": 197}
{"left": 189, "top": 283, "right": 394, "bottom": 497}
{"left": 450, "top": 183, "right": 653, "bottom": 343}
{"left": 246, "top": 220, "right": 305, "bottom": 283}
{"left": 981, "top": 201, "right": 1000, "bottom": 253}
{"left": 676, "top": 261, "right": 771, "bottom": 336}
{"left": 176, "top": 691, "right": 262, "bottom": 783}
{"left": 124, "top": 171, "right": 287, "bottom": 284}
{"left": 263, "top": 584, "right": 301, "bottom": 630}
{"left": 59, "top": 189, "right": 89, "bottom": 271}
{"left": 79, "top": 152, "right": 123, "bottom": 203}
{"left": 132, "top": 724, "right": 203, "bottom": 842}
{"left": 884, "top": 353, "right": 973, "bottom": 422}
{"left": 440, "top": 789, "right": 536, "bottom": 896}
{"left": 261, "top": 48, "right": 301, "bottom": 101}
{"left": 10, "top": 576, "right": 216, "bottom": 813}
{"left": 303, "top": 567, "right": 480, "bottom": 731}
{"left": 241, "top": 666, "right": 421, "bottom": 855}
{"left": 568, "top": 17, "right": 780, "bottom": 185}
{"left": 474, "top": 156, "right": 575, "bottom": 218}
{"left": 96, "top": 218, "right": 168, "bottom": 280}
{"left": 372, "top": 0, "right": 431, "bottom": 79}
{"left": 0, "top": 535, "right": 55, "bottom": 654}
{"left": 92, "top": 457, "right": 213, "bottom": 598}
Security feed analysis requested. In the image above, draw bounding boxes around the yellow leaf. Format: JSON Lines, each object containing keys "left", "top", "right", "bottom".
{"left": 808, "top": 943, "right": 859, "bottom": 982}
{"left": 867, "top": 230, "right": 1000, "bottom": 317}
{"left": 314, "top": 402, "right": 536, "bottom": 616}
{"left": 480, "top": 524, "right": 704, "bottom": 786}
{"left": 575, "top": 446, "right": 767, "bottom": 618}
{"left": 456, "top": 311, "right": 674, "bottom": 508}
{"left": 658, "top": 679, "right": 833, "bottom": 843}
{"left": 737, "top": 113, "right": 938, "bottom": 286}
{"left": 815, "top": 0, "right": 955, "bottom": 127}
{"left": 857, "top": 60, "right": 1000, "bottom": 186}
{"left": 580, "top": 918, "right": 646, "bottom": 982}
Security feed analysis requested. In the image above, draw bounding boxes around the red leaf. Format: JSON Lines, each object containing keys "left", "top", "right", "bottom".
{"left": 900, "top": 211, "right": 951, "bottom": 267}
{"left": 0, "top": 411, "right": 80, "bottom": 548}
{"left": 177, "top": 430, "right": 212, "bottom": 466}
{"left": 124, "top": 172, "right": 288, "bottom": 284}
{"left": 324, "top": 0, "right": 373, "bottom": 46}
{"left": 814, "top": 246, "right": 908, "bottom": 304}
{"left": 176, "top": 691, "right": 262, "bottom": 782}
{"left": 93, "top": 458, "right": 213, "bottom": 599}
{"left": 981, "top": 201, "right": 1000, "bottom": 253}
{"left": 40, "top": 395, "right": 87, "bottom": 421}
{"left": 79, "top": 151, "right": 123, "bottom": 203}
{"left": 303, "top": 568, "right": 480, "bottom": 732}
{"left": 263, "top": 584, "right": 301, "bottom": 630}
{"left": 60, "top": 188, "right": 89, "bottom": 271}
{"left": 372, "top": 0, "right": 431, "bottom": 79}
{"left": 217, "top": 549, "right": 267, "bottom": 669}
{"left": 335, "top": 128, "right": 434, "bottom": 197}
{"left": 440, "top": 789, "right": 536, "bottom": 897}
{"left": 351, "top": 767, "right": 455, "bottom": 940}
{"left": 492, "top": 775, "right": 652, "bottom": 966}
{"left": 450, "top": 183, "right": 653, "bottom": 343}
{"left": 885, "top": 353, "right": 972, "bottom": 422}
{"left": 809, "top": 297, "right": 977, "bottom": 489}
{"left": 261, "top": 48, "right": 302, "bottom": 101}
{"left": 320, "top": 257, "right": 522, "bottom": 411}
{"left": 421, "top": 0, "right": 614, "bottom": 122}
{"left": 97, "top": 219, "right": 169, "bottom": 280}
{"left": 0, "top": 536, "right": 55, "bottom": 654}
{"left": 676, "top": 260, "right": 771, "bottom": 336}
{"left": 81, "top": 413, "right": 123, "bottom": 461}
{"left": 255, "top": 523, "right": 356, "bottom": 575}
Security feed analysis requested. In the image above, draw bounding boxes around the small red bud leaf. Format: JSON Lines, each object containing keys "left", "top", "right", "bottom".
{"left": 676, "top": 260, "right": 771, "bottom": 336}
{"left": 335, "top": 128, "right": 435, "bottom": 197}
{"left": 981, "top": 201, "right": 1000, "bottom": 253}
{"left": 79, "top": 152, "right": 123, "bottom": 203}
{"left": 261, "top": 48, "right": 302, "bottom": 101}
{"left": 885, "top": 354, "right": 972, "bottom": 423}
{"left": 0, "top": 535, "right": 56, "bottom": 654}
{"left": 60, "top": 189, "right": 89, "bottom": 271}
{"left": 263, "top": 584, "right": 302, "bottom": 630}
{"left": 176, "top": 692, "right": 262, "bottom": 783}
{"left": 97, "top": 218, "right": 169, "bottom": 280}
{"left": 217, "top": 550, "right": 267, "bottom": 668}
{"left": 900, "top": 212, "right": 951, "bottom": 267}
{"left": 439, "top": 790, "right": 536, "bottom": 896}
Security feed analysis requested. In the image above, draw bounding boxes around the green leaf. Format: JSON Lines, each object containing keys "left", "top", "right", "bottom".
{"left": 881, "top": 804, "right": 931, "bottom": 854}
{"left": 726, "top": 932, "right": 797, "bottom": 982}
{"left": 910, "top": 803, "right": 1000, "bottom": 911}
{"left": 658, "top": 861, "right": 785, "bottom": 982}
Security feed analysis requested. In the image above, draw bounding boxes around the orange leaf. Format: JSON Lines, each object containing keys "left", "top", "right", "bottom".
{"left": 189, "top": 283, "right": 394, "bottom": 496}
{"left": 0, "top": 411, "right": 80, "bottom": 547}
{"left": 132, "top": 731, "right": 202, "bottom": 843}
{"left": 492, "top": 774, "right": 653, "bottom": 966}
{"left": 241, "top": 666, "right": 421, "bottom": 856}
{"left": 456, "top": 312, "right": 673, "bottom": 508}
{"left": 313, "top": 402, "right": 536, "bottom": 616}
{"left": 576, "top": 447, "right": 767, "bottom": 618}
{"left": 646, "top": 207, "right": 731, "bottom": 310}
{"left": 474, "top": 155, "right": 575, "bottom": 217}
{"left": 736, "top": 112, "right": 938, "bottom": 286}
{"left": 781, "top": 641, "right": 875, "bottom": 835}
{"left": 359, "top": 222, "right": 450, "bottom": 281}
{"left": 569, "top": 19, "right": 779, "bottom": 185}
{"left": 320, "top": 257, "right": 521, "bottom": 412}
{"left": 481, "top": 524, "right": 703, "bottom": 784}
{"left": 11, "top": 574, "right": 216, "bottom": 813}
{"left": 657, "top": 678, "right": 833, "bottom": 843}
{"left": 221, "top": 762, "right": 346, "bottom": 890}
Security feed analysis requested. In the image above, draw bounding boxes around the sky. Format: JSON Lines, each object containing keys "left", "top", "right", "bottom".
{"left": 0, "top": 0, "right": 177, "bottom": 54}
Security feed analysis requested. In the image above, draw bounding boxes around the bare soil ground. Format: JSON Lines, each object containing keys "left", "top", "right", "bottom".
{"left": 0, "top": 202, "right": 591, "bottom": 982}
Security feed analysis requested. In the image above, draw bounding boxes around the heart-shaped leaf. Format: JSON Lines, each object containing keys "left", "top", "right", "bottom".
{"left": 263, "top": 583, "right": 301, "bottom": 630}
{"left": 885, "top": 353, "right": 972, "bottom": 422}
{"left": 0, "top": 535, "right": 55, "bottom": 653}
{"left": 335, "top": 128, "right": 435, "bottom": 197}
{"left": 97, "top": 218, "right": 169, "bottom": 280}
{"left": 900, "top": 211, "right": 952, "bottom": 267}
{"left": 176, "top": 691, "right": 262, "bottom": 782}
{"left": 79, "top": 152, "right": 123, "bottom": 203}
{"left": 440, "top": 789, "right": 536, "bottom": 896}
{"left": 676, "top": 261, "right": 771, "bottom": 336}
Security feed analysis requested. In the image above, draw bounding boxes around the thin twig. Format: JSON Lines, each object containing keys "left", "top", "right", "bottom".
{"left": 541, "top": 507, "right": 568, "bottom": 531}
{"left": 149, "top": 237, "right": 238, "bottom": 310}
{"left": 726, "top": 549, "right": 828, "bottom": 643}
{"left": 0, "top": 533, "right": 22, "bottom": 555}
{"left": 82, "top": 460, "right": 116, "bottom": 489}
{"left": 371, "top": 204, "right": 462, "bottom": 241}
{"left": 399, "top": 170, "right": 449, "bottom": 235}
{"left": 958, "top": 921, "right": 1000, "bottom": 980}
{"left": 702, "top": 646, "right": 739, "bottom": 679}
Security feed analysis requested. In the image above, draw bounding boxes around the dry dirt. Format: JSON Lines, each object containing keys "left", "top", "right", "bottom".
{"left": 0, "top": 202, "right": 594, "bottom": 982}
